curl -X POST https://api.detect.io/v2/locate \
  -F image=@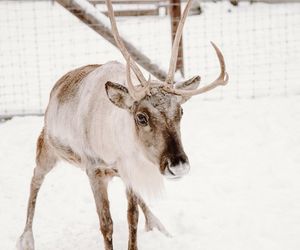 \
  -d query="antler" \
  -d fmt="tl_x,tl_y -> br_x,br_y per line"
163,42 -> 229,96
126,59 -> 150,100
162,0 -> 228,96
106,0 -> 228,99
106,0 -> 148,89
165,0 -> 194,85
